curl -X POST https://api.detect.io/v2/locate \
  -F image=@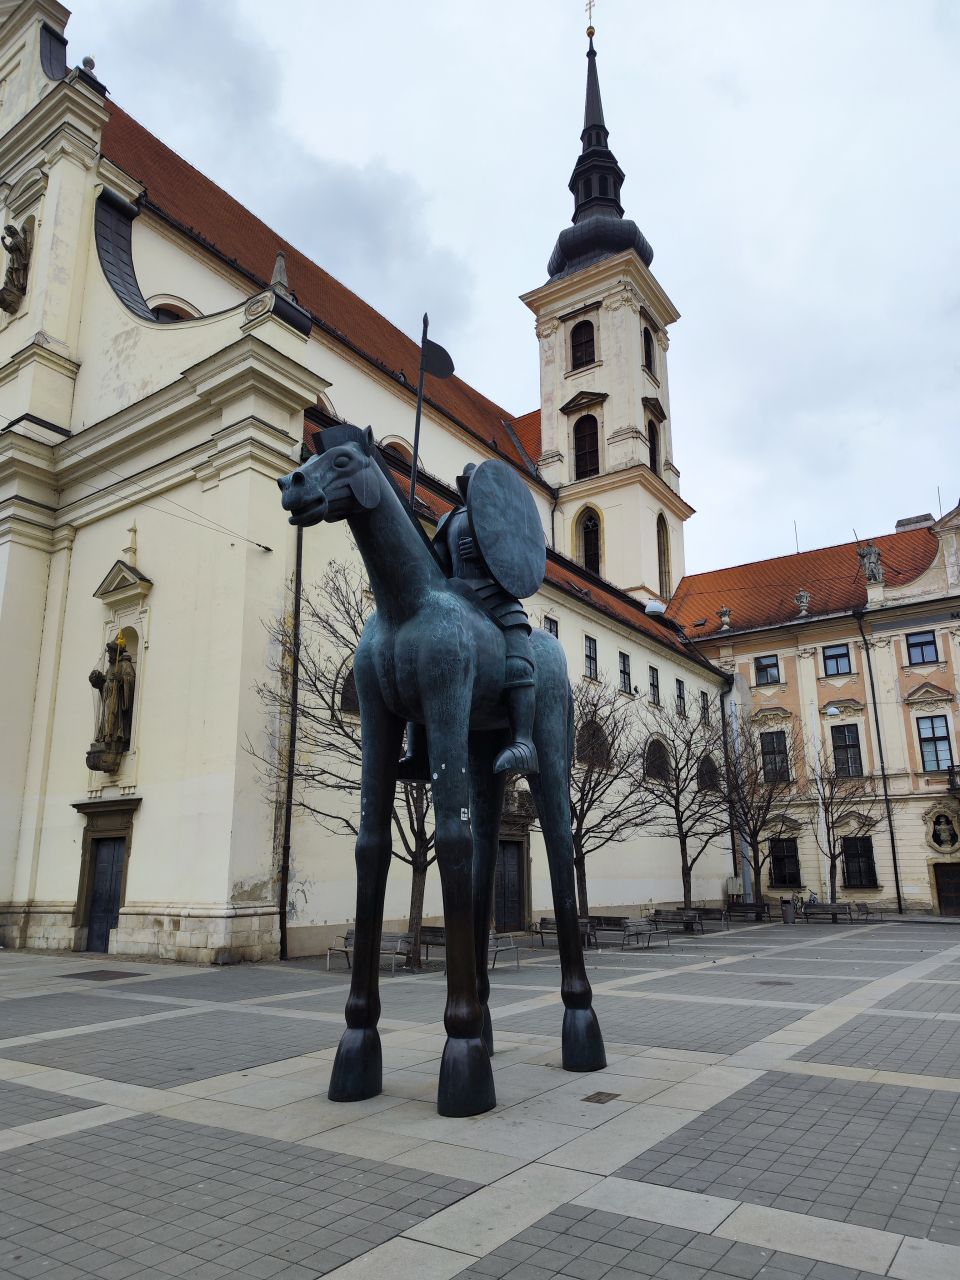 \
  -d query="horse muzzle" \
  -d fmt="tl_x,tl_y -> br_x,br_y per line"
278,471 -> 329,526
